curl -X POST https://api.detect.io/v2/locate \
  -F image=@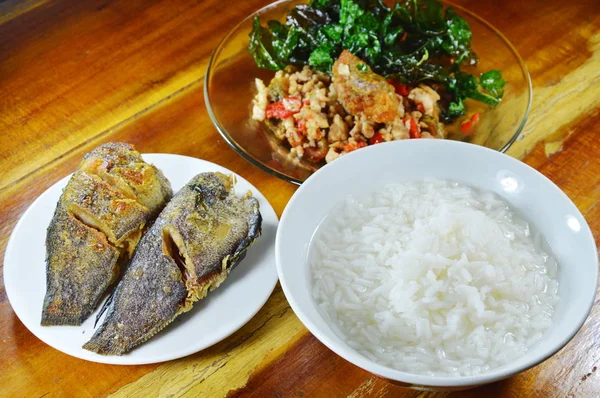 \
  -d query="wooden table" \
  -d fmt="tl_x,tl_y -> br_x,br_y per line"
1,0 -> 599,396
